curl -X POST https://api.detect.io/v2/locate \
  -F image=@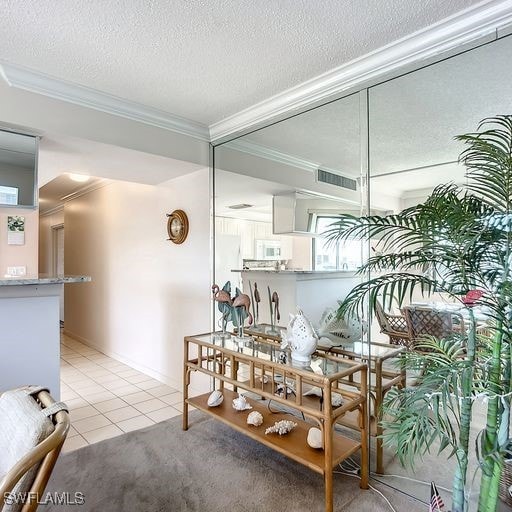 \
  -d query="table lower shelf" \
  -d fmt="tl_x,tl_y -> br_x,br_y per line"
187,389 -> 361,475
